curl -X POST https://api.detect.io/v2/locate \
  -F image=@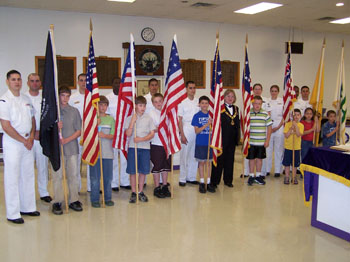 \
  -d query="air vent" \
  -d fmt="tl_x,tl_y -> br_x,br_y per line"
317,16 -> 336,21
191,2 -> 217,8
